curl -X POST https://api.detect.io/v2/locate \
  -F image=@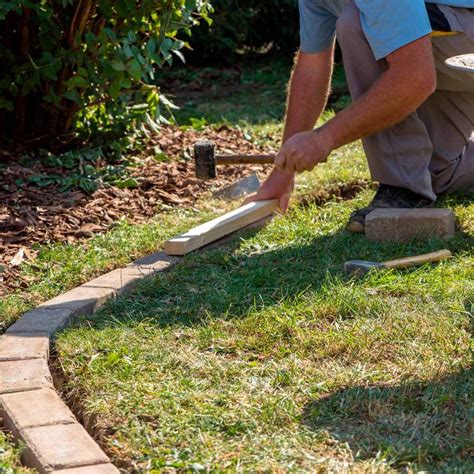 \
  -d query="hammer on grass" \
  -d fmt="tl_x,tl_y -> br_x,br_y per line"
344,249 -> 452,277
194,140 -> 275,179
